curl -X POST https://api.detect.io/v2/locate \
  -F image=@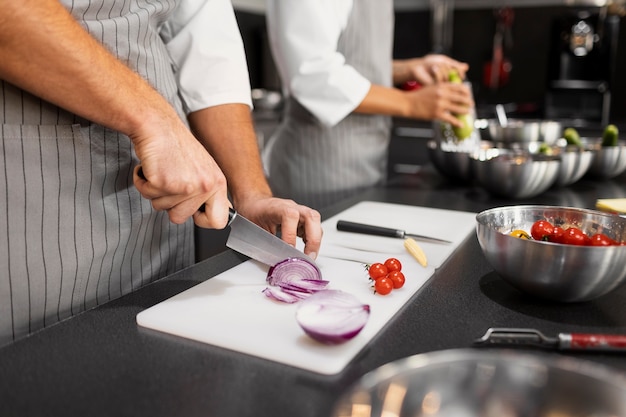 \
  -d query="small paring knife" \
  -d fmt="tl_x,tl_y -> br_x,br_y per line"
475,328 -> 626,352
336,220 -> 451,245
